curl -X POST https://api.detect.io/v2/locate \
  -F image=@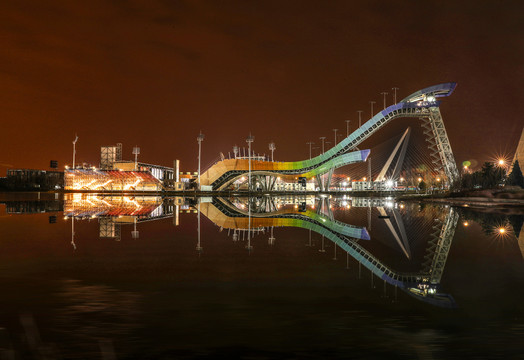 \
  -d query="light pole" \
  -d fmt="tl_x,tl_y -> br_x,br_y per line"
72,135 -> 78,169
333,129 -> 338,146
307,141 -> 314,159
197,131 -> 204,188
369,101 -> 376,119
233,145 -> 239,159
319,137 -> 326,154
357,110 -> 363,128
269,142 -> 276,162
392,87 -> 399,104
345,120 -> 350,137
381,92 -> 388,109
196,200 -> 202,252
132,146 -> 140,170
246,133 -> 254,191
